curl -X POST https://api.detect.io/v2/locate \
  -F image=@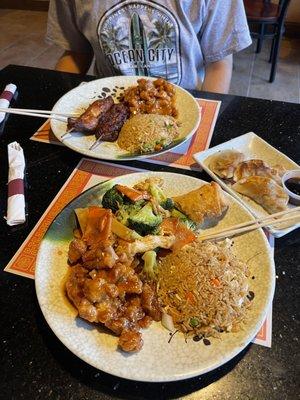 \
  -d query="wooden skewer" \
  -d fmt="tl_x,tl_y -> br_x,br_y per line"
61,128 -> 74,140
89,137 -> 102,151
0,107 -> 78,117
199,208 -> 300,241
